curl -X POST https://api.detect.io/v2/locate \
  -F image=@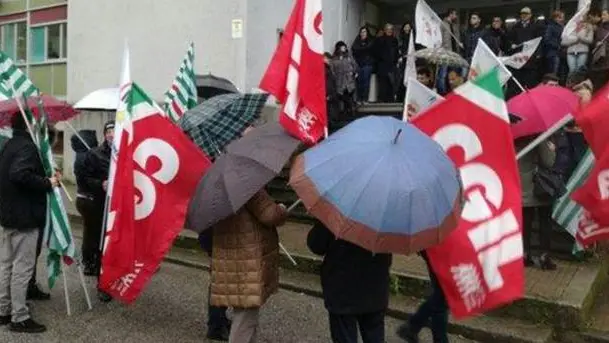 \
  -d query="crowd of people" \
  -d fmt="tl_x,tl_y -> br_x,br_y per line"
0,5 -> 604,343
323,6 -> 609,107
